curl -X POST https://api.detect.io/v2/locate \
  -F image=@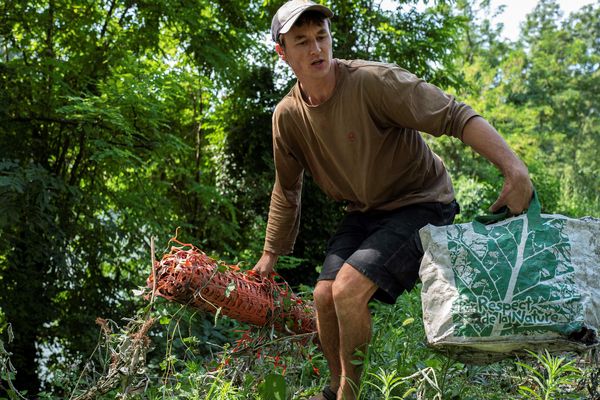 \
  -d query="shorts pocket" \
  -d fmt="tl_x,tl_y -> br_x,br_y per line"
382,233 -> 423,293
